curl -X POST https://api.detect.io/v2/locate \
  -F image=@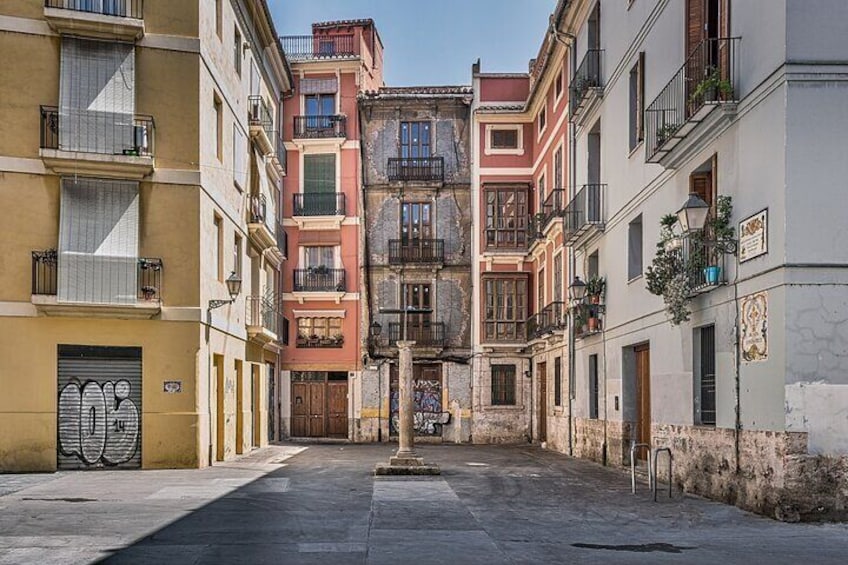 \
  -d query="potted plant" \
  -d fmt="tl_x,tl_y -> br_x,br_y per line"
572,304 -> 589,336
333,333 -> 344,347
656,123 -> 681,145
308,334 -> 320,346
646,214 -> 692,324
587,305 -> 601,333
702,195 -> 735,286
690,67 -> 733,105
586,276 -> 605,304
